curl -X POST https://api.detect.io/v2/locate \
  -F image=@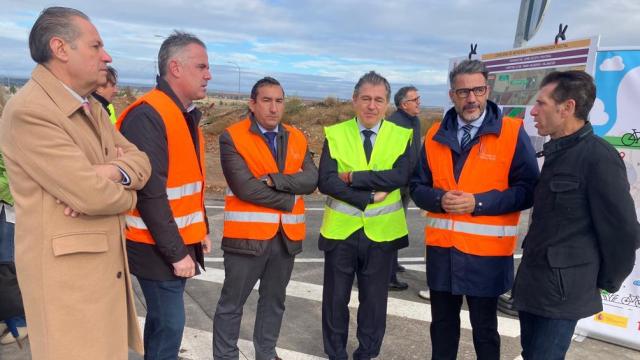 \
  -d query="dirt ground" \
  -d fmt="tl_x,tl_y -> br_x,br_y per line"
100,92 -> 444,197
